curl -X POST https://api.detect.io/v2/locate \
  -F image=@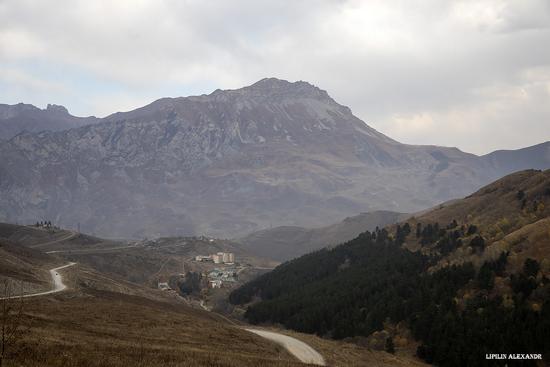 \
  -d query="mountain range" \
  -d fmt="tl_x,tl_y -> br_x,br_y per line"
0,78 -> 549,239
0,103 -> 98,140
